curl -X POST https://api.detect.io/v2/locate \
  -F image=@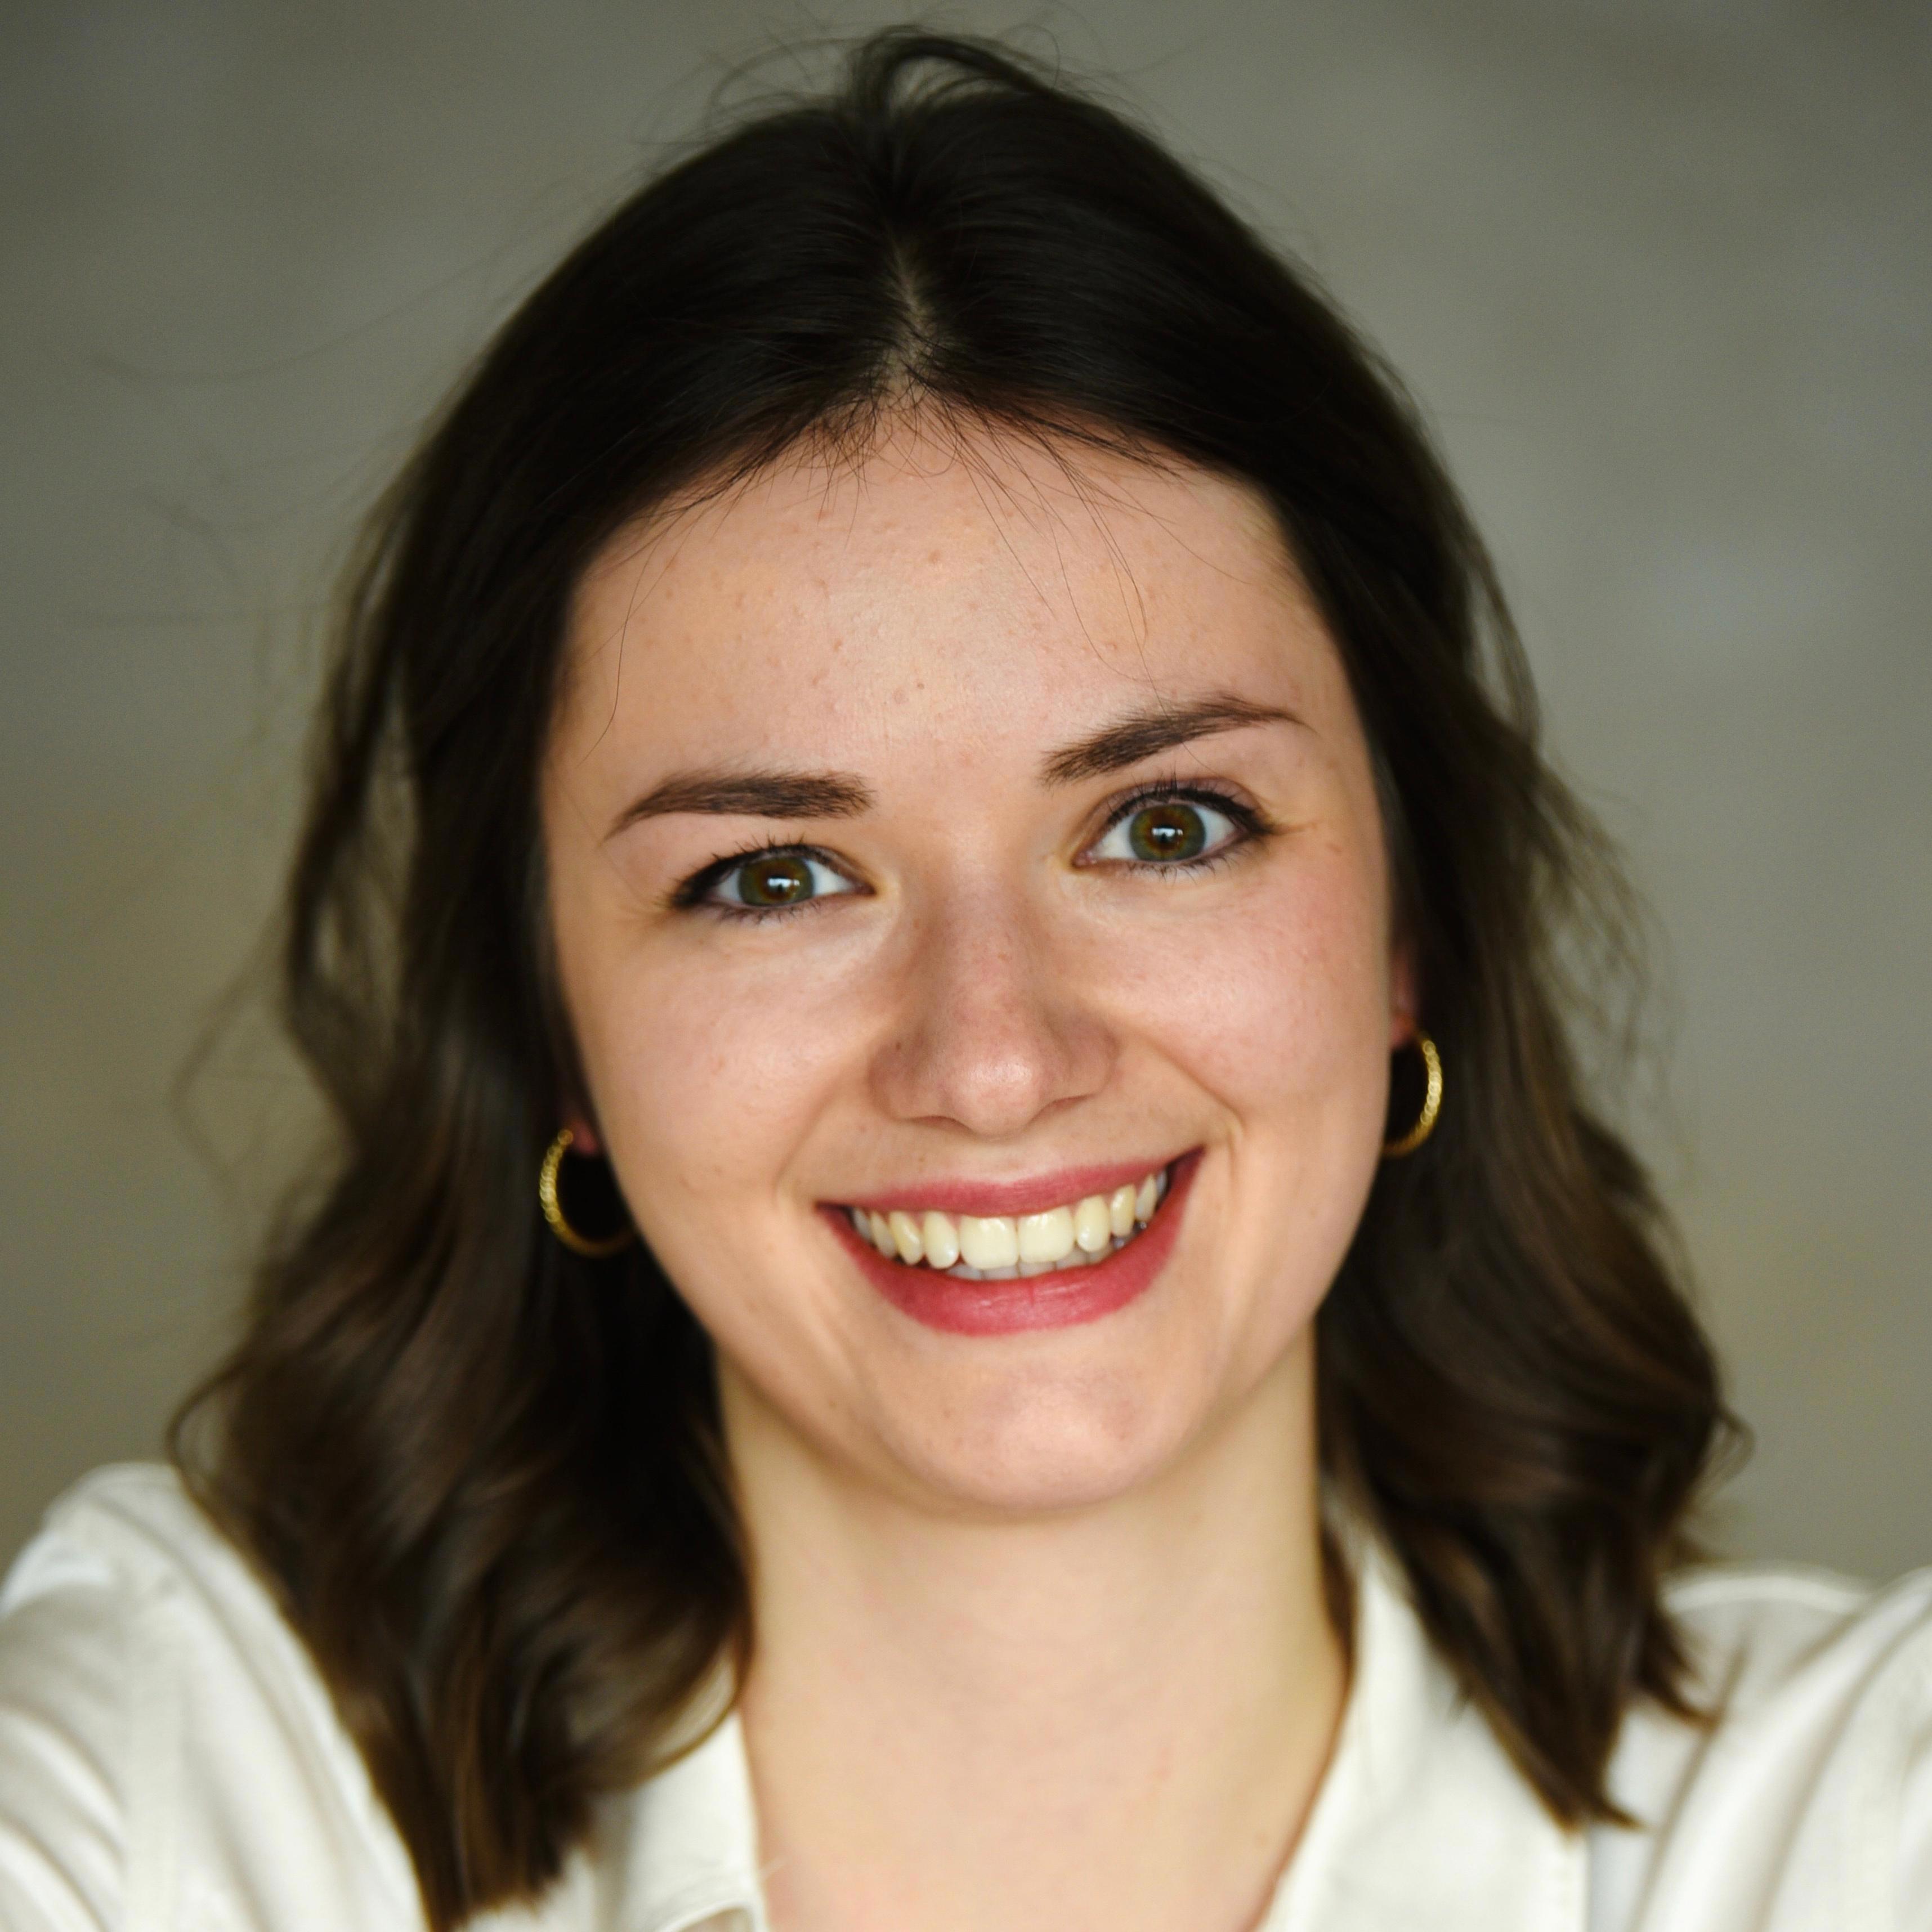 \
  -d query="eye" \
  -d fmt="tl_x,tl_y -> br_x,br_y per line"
1086,794 -> 1245,869
700,847 -> 858,913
